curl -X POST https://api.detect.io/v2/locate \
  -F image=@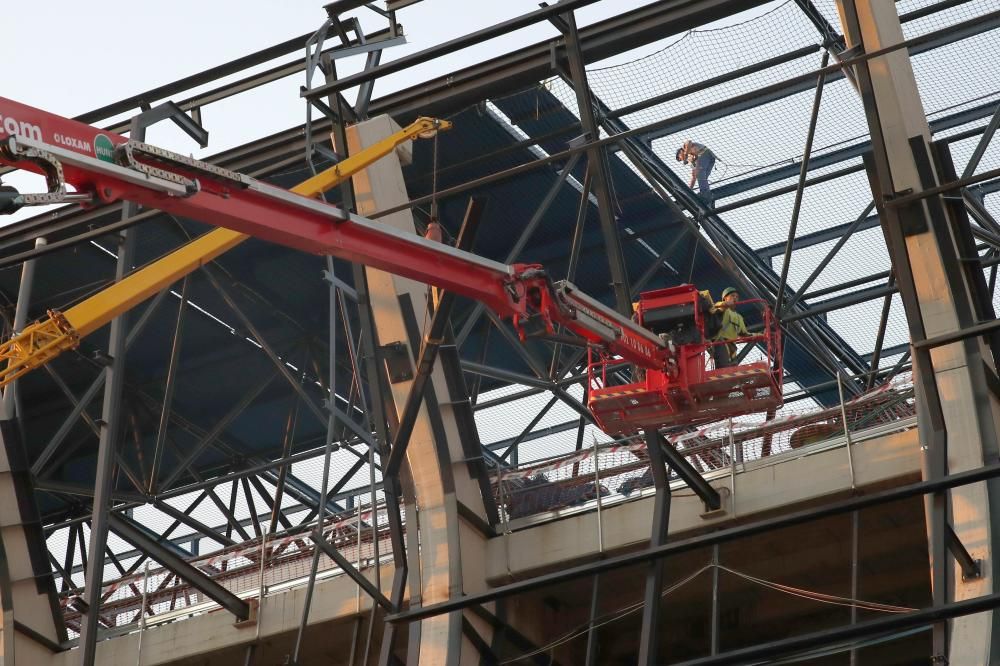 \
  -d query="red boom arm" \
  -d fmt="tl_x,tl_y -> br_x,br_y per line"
0,97 -> 669,371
